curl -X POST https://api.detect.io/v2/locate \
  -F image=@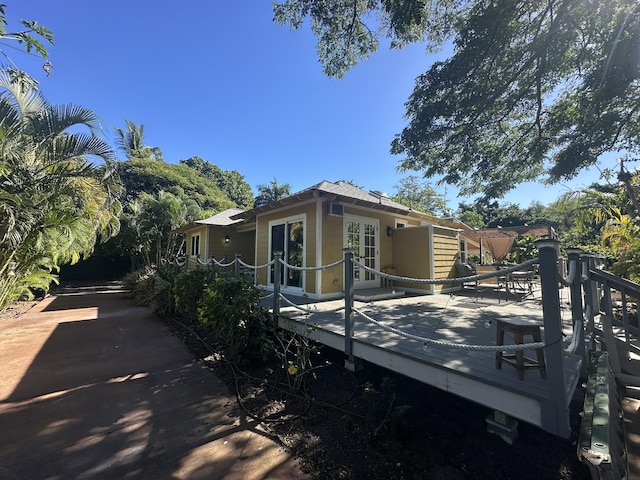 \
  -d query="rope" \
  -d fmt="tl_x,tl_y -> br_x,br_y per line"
237,258 -> 275,270
213,257 -> 236,268
277,257 -> 345,271
160,256 -> 186,267
353,307 -> 545,352
560,259 -> 578,286
352,258 -> 538,285
279,293 -> 315,314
